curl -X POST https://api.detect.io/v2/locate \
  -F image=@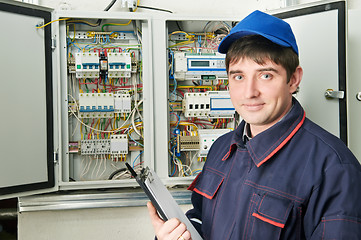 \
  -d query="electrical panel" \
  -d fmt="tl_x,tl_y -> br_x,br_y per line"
166,19 -> 236,179
61,14 -> 151,187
